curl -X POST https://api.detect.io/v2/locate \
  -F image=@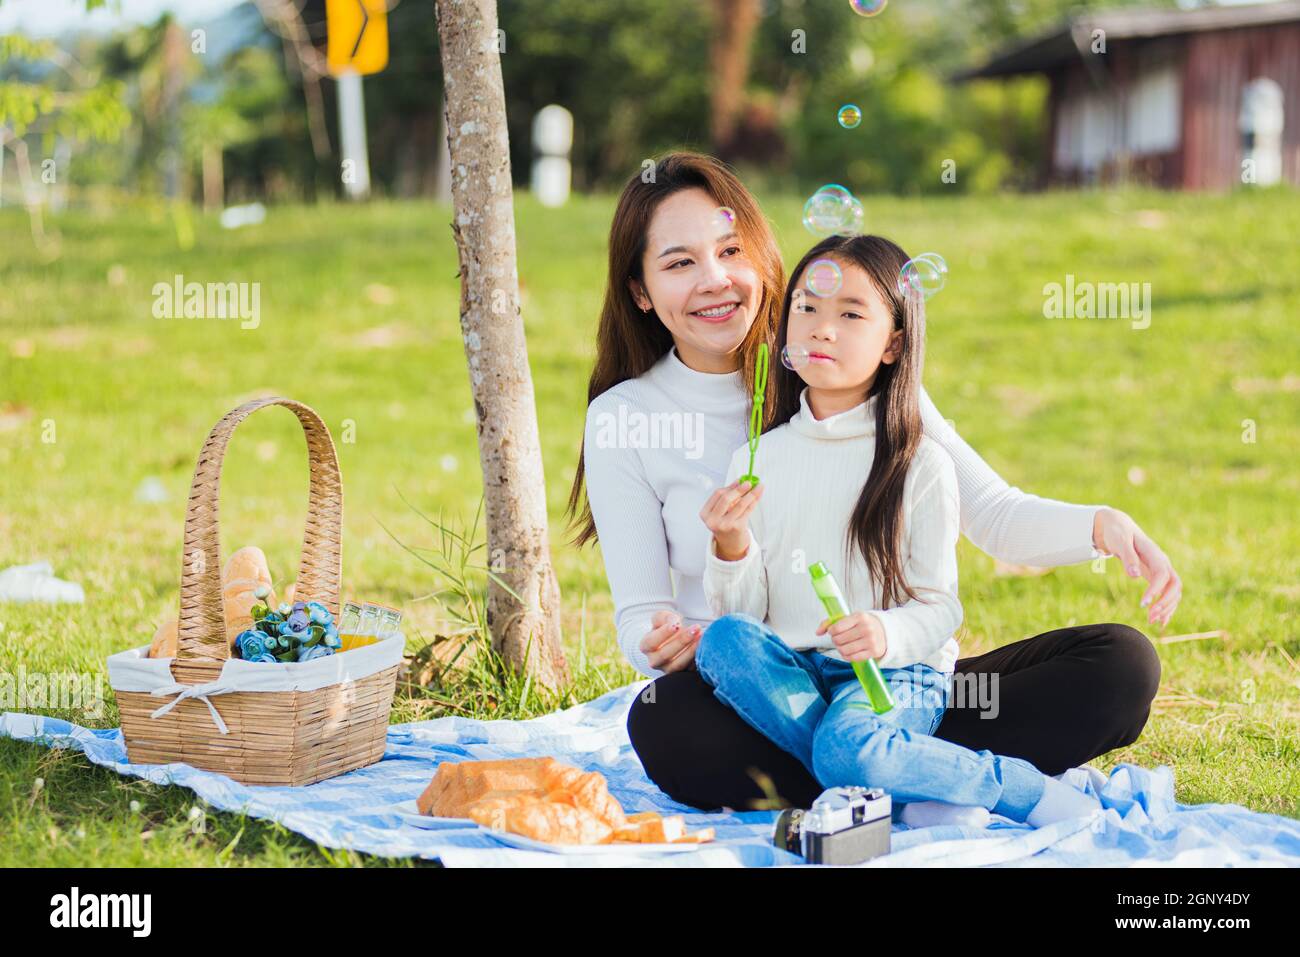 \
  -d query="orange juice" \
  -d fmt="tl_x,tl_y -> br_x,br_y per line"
339,601 -> 401,651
